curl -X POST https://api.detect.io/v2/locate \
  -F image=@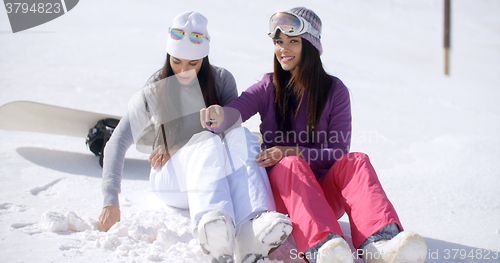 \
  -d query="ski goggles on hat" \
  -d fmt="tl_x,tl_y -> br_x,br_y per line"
169,28 -> 210,44
268,12 -> 320,39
